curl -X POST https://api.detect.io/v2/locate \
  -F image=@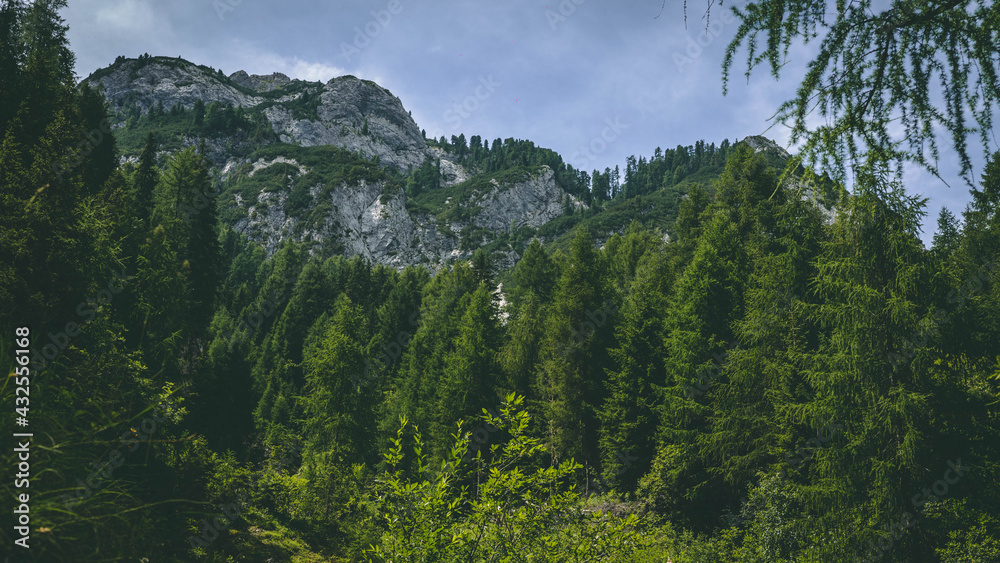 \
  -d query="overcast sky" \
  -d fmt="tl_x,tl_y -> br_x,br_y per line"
62,0 -> 988,245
